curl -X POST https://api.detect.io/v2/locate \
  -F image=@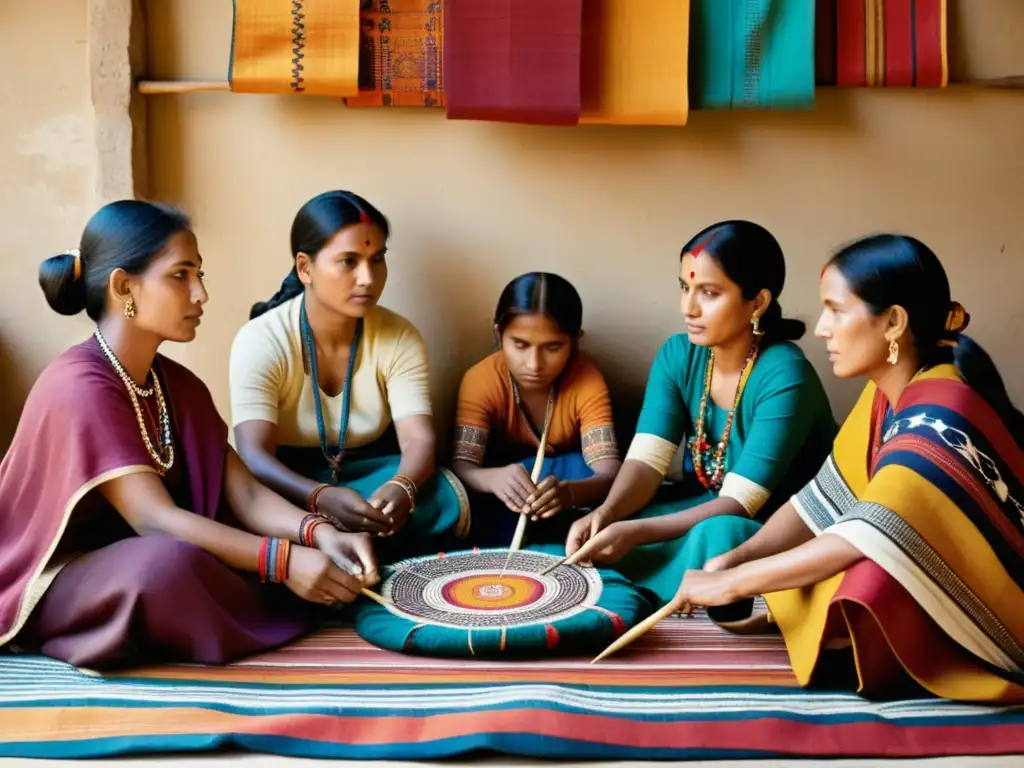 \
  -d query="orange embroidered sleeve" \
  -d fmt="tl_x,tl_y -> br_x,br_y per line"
572,360 -> 620,466
453,356 -> 503,465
